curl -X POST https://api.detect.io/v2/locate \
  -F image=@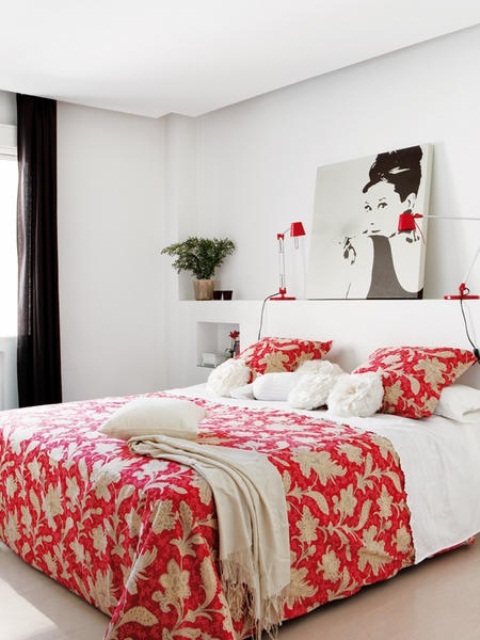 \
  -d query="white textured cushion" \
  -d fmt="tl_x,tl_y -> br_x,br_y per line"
296,359 -> 339,375
99,397 -> 206,440
288,361 -> 345,410
207,358 -> 252,397
328,372 -> 384,418
434,384 -> 480,423
252,372 -> 299,401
